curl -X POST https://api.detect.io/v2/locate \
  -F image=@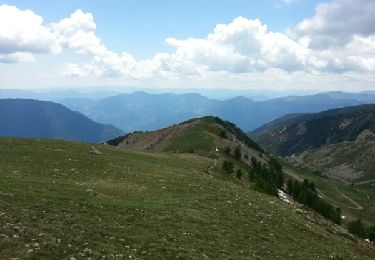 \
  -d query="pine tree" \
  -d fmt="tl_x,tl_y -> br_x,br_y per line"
234,146 -> 241,160
309,182 -> 316,193
287,179 -> 293,194
236,169 -> 243,179
335,208 -> 342,225
348,219 -> 367,238
367,226 -> 375,243
248,170 -> 255,182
